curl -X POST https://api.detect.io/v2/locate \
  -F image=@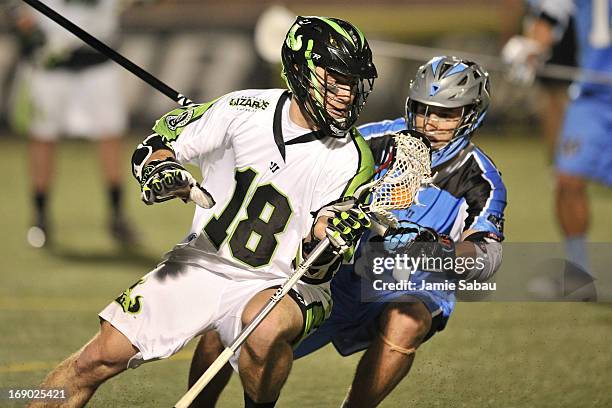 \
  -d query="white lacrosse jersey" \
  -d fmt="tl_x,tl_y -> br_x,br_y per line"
152,89 -> 374,281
